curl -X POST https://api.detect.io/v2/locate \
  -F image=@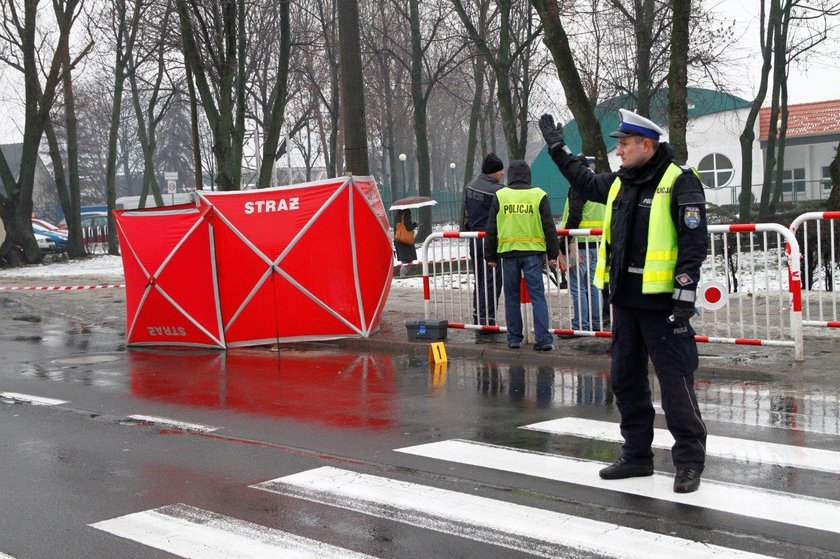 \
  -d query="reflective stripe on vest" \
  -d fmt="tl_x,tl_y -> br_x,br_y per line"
496,187 -> 547,253
594,163 -> 684,293
561,197 -> 605,243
